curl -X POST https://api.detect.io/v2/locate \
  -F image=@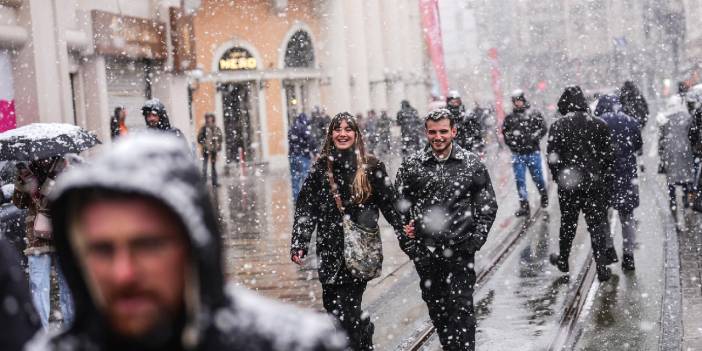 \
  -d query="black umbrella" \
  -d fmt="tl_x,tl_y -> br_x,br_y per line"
0,123 -> 101,161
